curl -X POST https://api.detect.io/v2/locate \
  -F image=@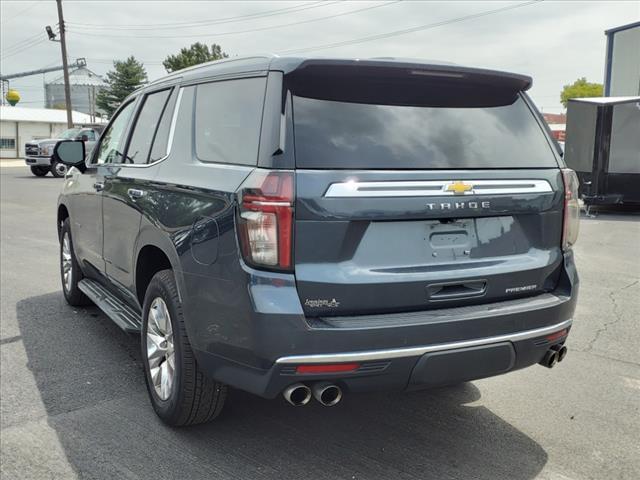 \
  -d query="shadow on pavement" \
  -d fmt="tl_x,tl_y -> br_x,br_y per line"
16,292 -> 548,480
